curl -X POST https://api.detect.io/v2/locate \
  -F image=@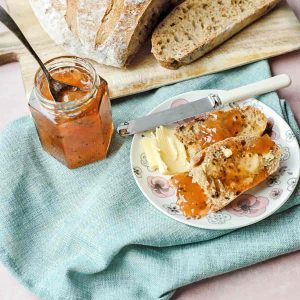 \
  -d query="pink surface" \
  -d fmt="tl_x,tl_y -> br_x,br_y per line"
0,63 -> 28,132
0,266 -> 39,300
270,51 -> 300,125
0,0 -> 300,298
174,251 -> 300,300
